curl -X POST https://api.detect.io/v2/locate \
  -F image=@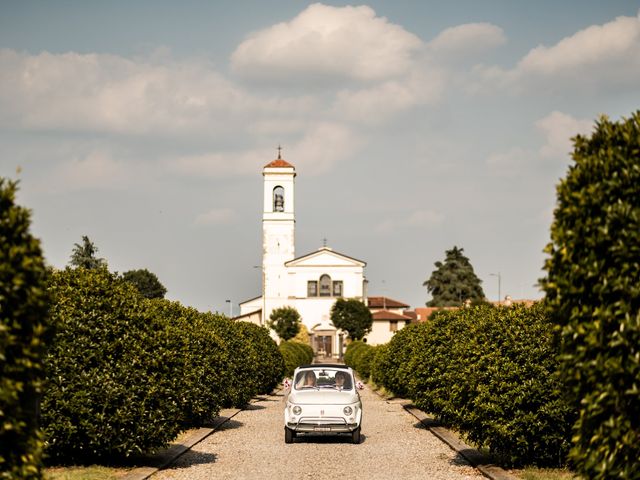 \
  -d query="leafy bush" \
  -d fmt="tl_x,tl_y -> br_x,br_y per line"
234,322 -> 284,394
343,340 -> 366,367
145,300 -> 230,426
0,178 -> 51,479
541,112 -> 640,478
408,304 -> 573,467
279,340 -> 313,377
344,341 -> 377,380
42,268 -> 183,462
370,323 -> 422,397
